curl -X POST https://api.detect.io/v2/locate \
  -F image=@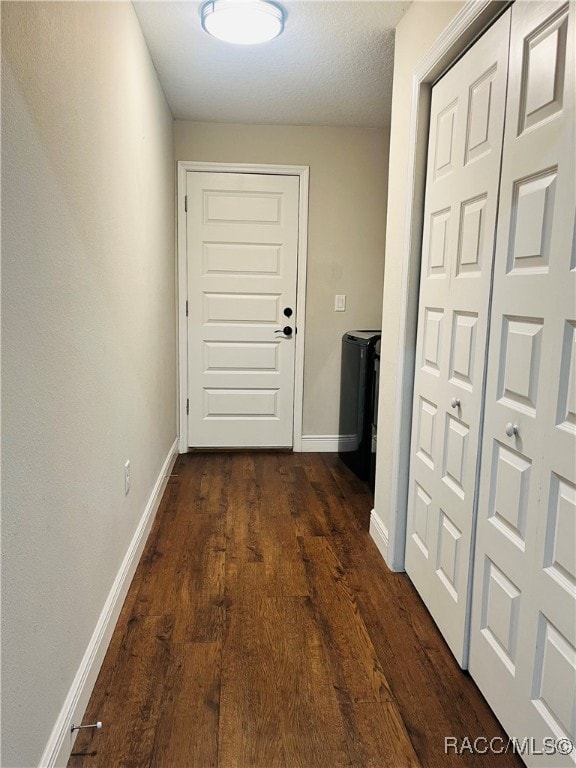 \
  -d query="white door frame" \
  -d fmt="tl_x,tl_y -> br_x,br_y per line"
378,0 -> 509,570
177,161 -> 310,455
